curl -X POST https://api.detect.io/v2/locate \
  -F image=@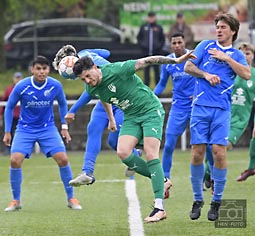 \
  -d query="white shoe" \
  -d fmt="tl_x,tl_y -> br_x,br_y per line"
5,200 -> 22,212
144,208 -> 167,223
67,198 -> 82,210
69,172 -> 95,187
